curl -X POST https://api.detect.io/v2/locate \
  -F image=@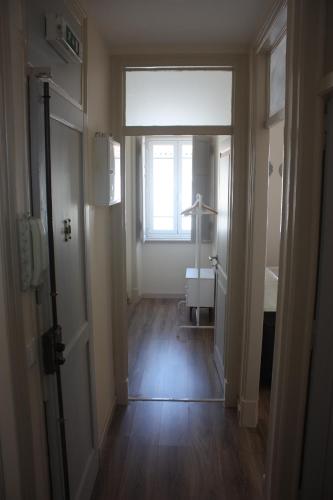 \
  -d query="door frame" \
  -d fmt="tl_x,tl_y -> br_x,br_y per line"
0,2 -> 40,497
110,53 -> 249,407
239,0 -> 287,427
243,0 -> 328,498
0,21 -> 24,499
